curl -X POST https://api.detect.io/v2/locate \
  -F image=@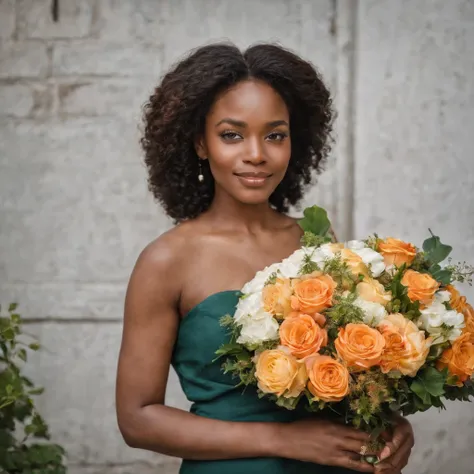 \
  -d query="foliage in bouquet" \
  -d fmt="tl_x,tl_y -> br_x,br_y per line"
0,303 -> 67,474
216,206 -> 474,438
